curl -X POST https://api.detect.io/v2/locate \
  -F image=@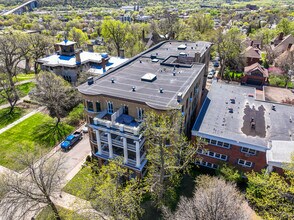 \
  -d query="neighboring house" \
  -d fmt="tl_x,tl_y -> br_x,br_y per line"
37,40 -> 127,84
242,46 -> 261,66
274,44 -> 294,67
78,40 -> 212,177
192,83 -> 294,173
241,38 -> 262,50
271,33 -> 294,57
242,63 -> 269,86
266,141 -> 294,175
